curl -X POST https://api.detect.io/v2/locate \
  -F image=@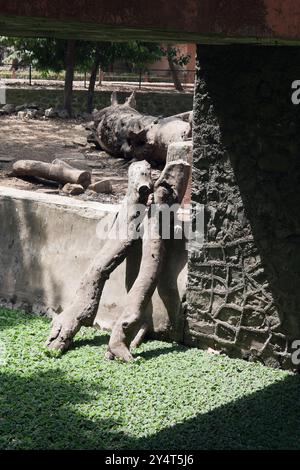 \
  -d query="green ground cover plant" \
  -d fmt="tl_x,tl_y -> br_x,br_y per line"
0,308 -> 299,450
